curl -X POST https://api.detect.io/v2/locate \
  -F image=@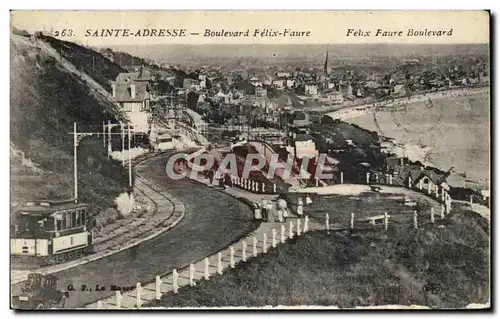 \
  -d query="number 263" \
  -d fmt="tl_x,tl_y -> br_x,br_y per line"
54,29 -> 74,37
